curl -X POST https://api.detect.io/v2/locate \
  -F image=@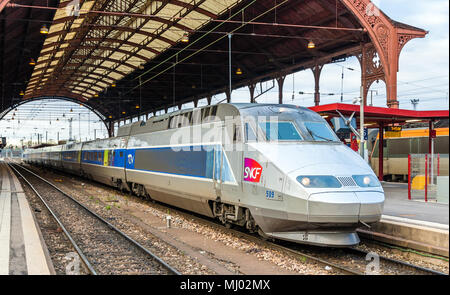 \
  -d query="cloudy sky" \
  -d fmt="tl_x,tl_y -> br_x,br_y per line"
1,0 -> 449,146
